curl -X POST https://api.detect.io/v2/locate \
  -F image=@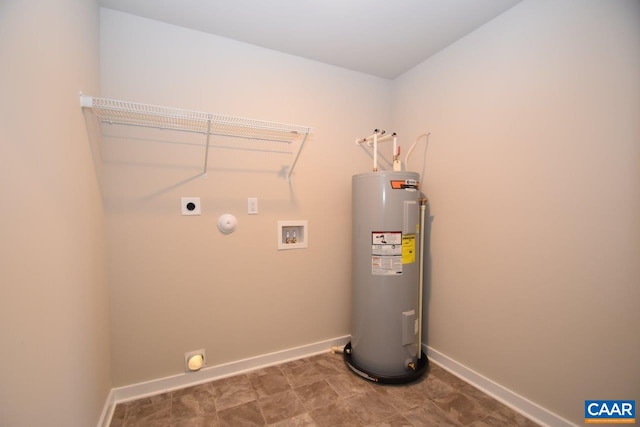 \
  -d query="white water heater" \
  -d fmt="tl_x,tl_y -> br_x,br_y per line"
344,170 -> 428,383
